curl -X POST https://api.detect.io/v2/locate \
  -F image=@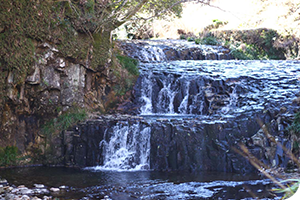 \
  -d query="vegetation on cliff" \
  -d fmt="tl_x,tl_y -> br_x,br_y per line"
0,0 -> 212,165
0,146 -> 18,167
